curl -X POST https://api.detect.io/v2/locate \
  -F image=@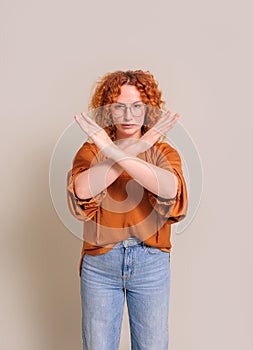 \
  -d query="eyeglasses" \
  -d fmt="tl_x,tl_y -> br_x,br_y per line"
111,102 -> 146,118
